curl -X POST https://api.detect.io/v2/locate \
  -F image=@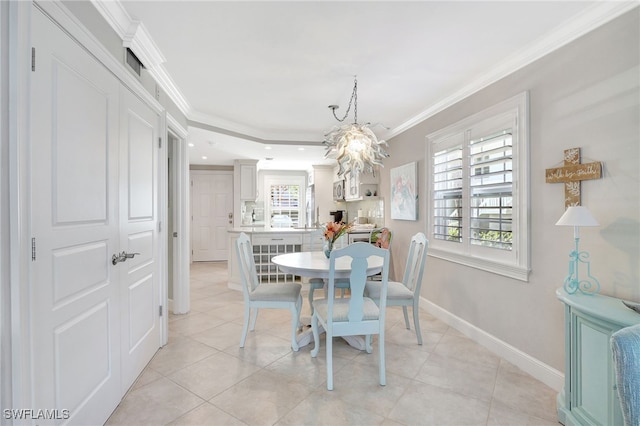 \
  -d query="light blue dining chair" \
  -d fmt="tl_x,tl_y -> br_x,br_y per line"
308,231 -> 349,314
365,232 -> 428,345
236,232 -> 302,351
311,242 -> 390,390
